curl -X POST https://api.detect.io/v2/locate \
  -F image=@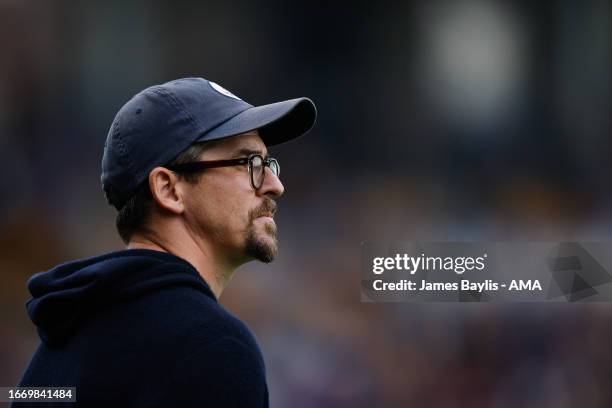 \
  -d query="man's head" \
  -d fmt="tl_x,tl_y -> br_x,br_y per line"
102,77 -> 316,265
